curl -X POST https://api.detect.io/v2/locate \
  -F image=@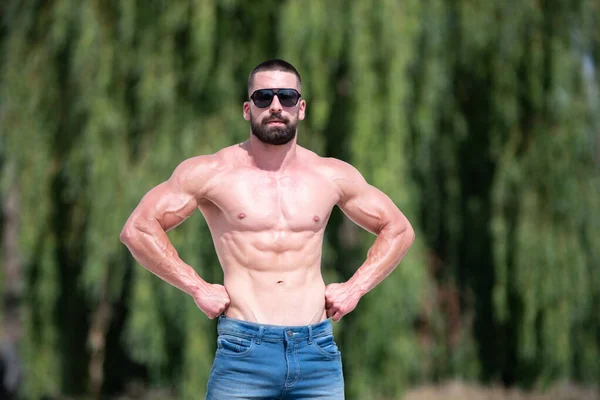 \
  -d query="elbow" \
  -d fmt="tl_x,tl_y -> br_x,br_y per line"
120,217 -> 157,246
120,222 -> 137,246
404,224 -> 416,246
387,217 -> 415,245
